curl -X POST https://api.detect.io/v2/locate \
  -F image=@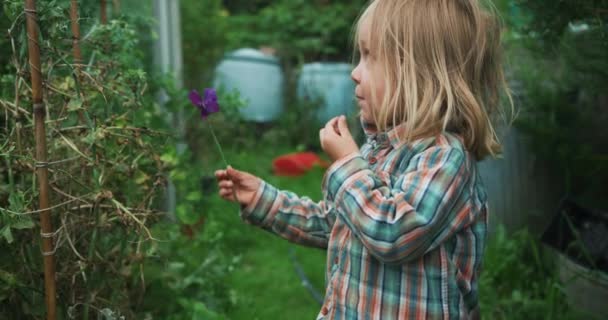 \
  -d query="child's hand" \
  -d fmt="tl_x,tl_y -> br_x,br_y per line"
215,166 -> 261,207
320,115 -> 359,162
